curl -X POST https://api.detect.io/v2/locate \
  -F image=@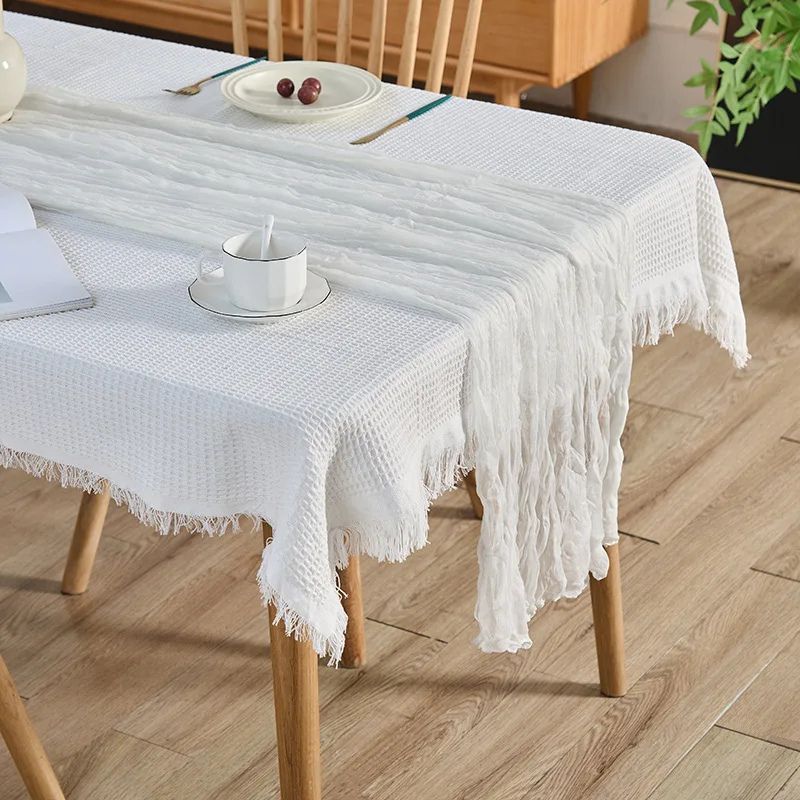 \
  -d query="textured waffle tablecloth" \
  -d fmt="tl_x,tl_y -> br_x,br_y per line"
1,13 -> 746,659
